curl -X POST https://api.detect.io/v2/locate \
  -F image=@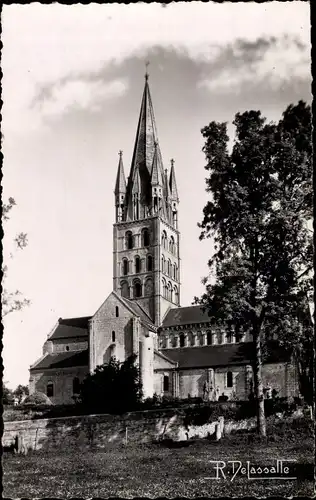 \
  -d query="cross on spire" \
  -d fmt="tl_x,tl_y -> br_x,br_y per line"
119,150 -> 123,158
145,61 -> 150,80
